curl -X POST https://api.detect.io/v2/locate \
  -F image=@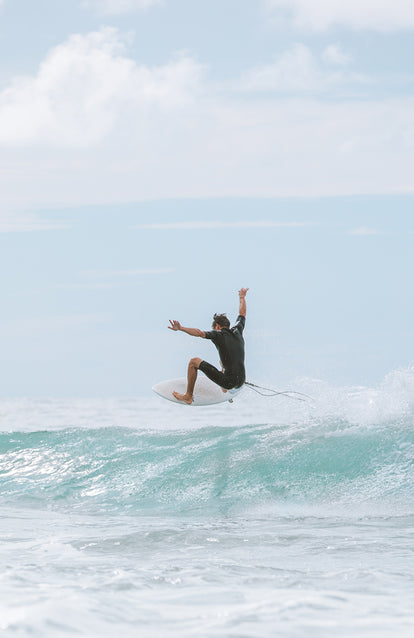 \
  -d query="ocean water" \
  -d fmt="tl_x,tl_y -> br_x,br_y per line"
1,369 -> 414,637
